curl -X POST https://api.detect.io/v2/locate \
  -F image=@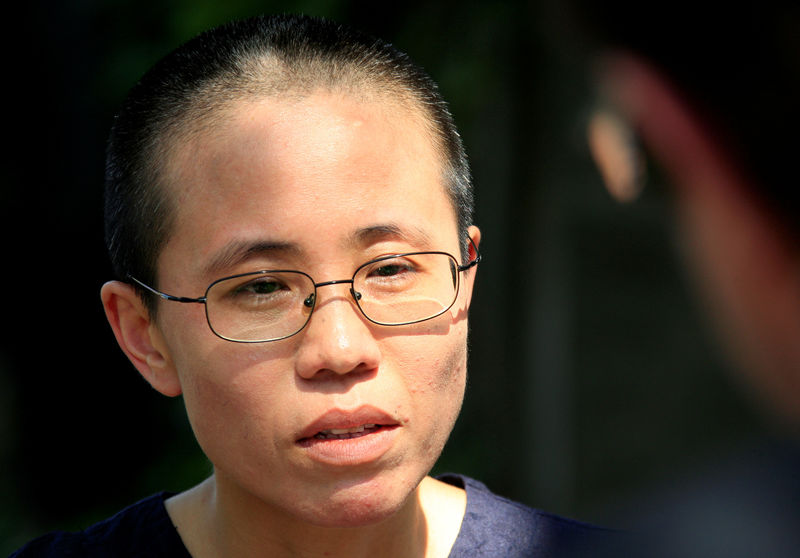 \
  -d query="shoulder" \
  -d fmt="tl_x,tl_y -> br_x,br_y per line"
438,473 -> 620,558
10,493 -> 190,558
